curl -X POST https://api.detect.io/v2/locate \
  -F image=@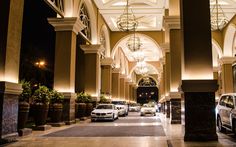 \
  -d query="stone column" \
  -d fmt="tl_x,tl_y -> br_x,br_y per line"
133,86 -> 137,102
119,76 -> 126,100
0,0 -> 24,138
112,68 -> 120,99
101,58 -> 113,96
219,57 -> 235,94
48,17 -> 83,124
164,16 -> 182,124
125,81 -> 130,102
129,84 -> 133,102
180,0 -> 218,141
80,45 -> 103,101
